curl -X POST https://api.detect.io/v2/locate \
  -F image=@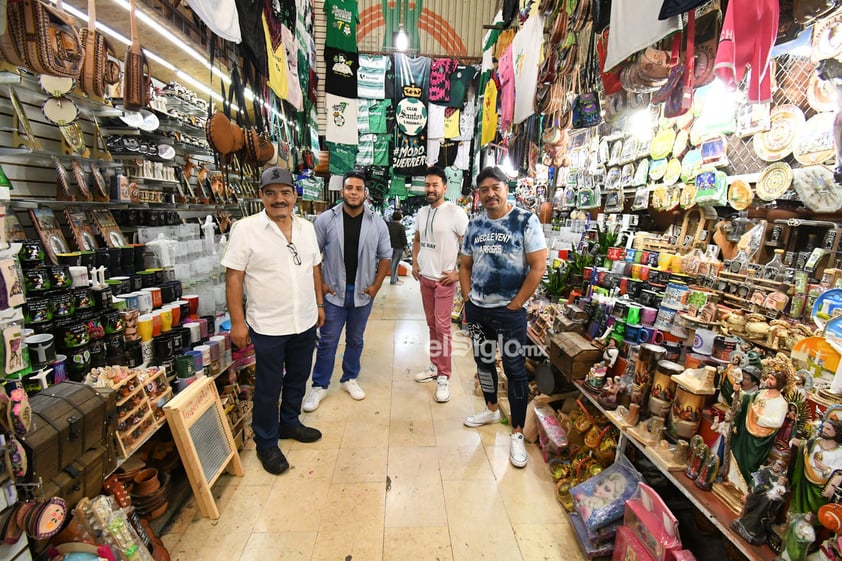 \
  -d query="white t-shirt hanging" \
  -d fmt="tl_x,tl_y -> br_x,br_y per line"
427,103 -> 446,139
427,138 -> 441,166
358,54 -> 390,99
453,142 -> 470,170
512,11 -> 544,124
604,0 -> 682,72
325,93 -> 359,145
187,0 -> 241,42
282,24 -> 303,111
458,100 -> 476,141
